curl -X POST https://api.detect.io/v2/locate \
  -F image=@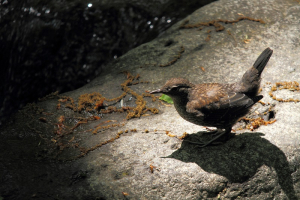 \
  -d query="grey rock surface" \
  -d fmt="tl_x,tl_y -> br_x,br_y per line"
1,0 -> 300,199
